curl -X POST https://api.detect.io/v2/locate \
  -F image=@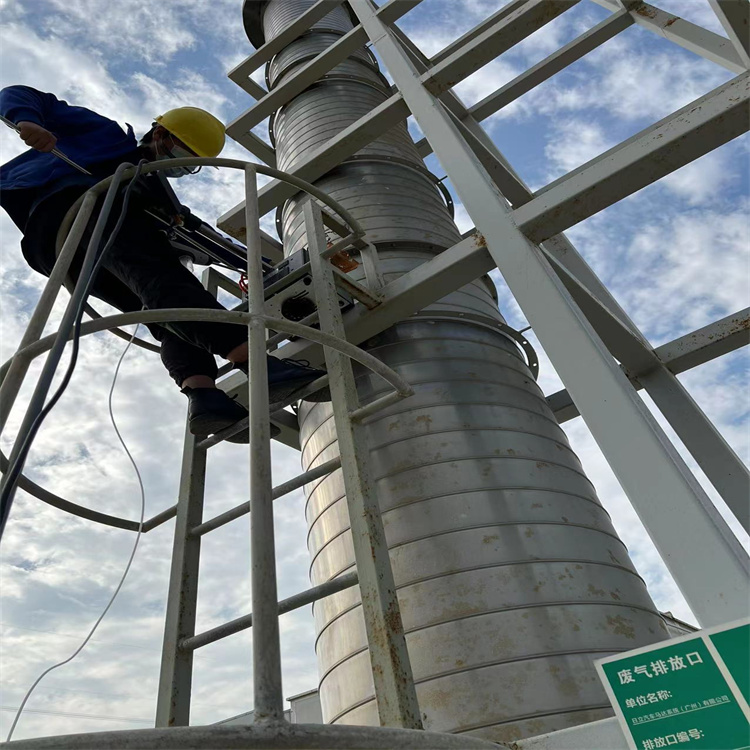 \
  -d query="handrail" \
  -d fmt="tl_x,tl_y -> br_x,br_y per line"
0,157 -> 397,533
52,156 -> 366,354
0,309 -> 411,530
0,308 -> 412,396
